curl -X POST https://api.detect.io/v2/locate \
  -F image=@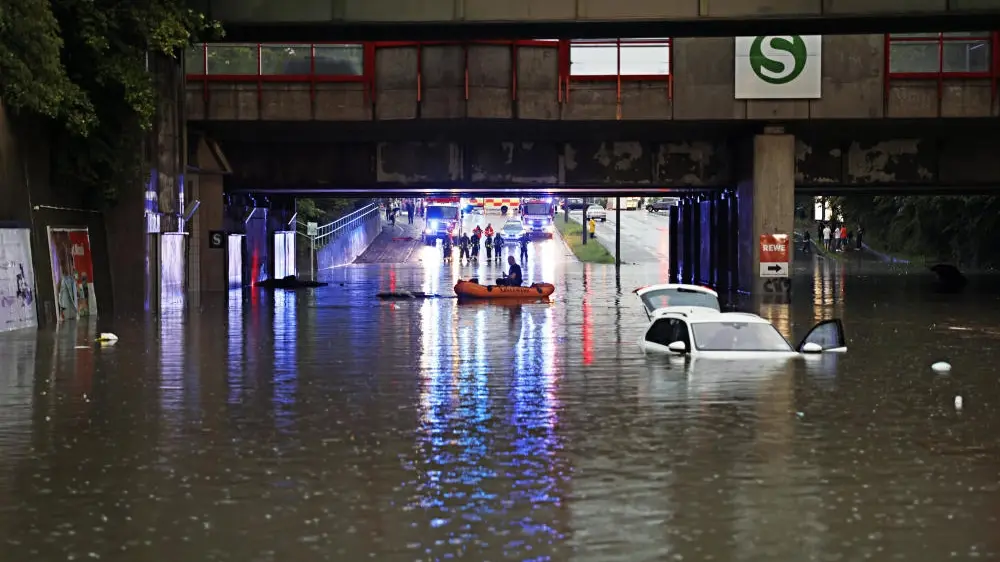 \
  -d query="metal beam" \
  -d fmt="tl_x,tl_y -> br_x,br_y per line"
216,13 -> 1000,42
